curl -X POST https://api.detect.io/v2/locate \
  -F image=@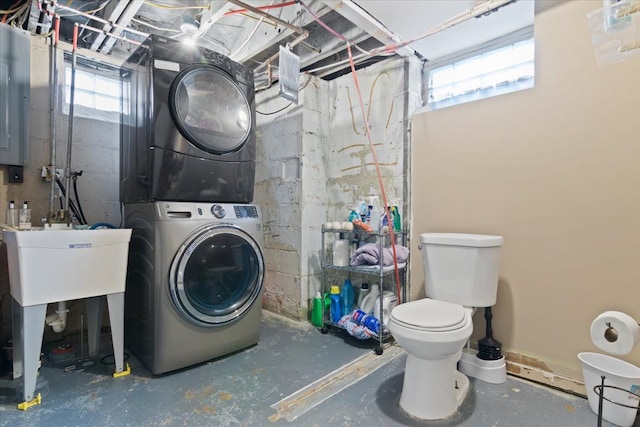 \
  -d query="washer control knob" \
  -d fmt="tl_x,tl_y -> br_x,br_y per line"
211,204 -> 226,219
